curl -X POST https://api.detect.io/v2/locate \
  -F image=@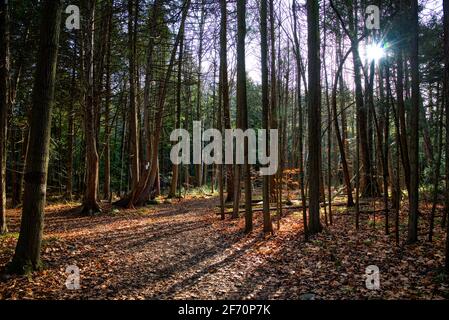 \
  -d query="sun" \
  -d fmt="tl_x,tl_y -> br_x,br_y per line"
366,43 -> 385,63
